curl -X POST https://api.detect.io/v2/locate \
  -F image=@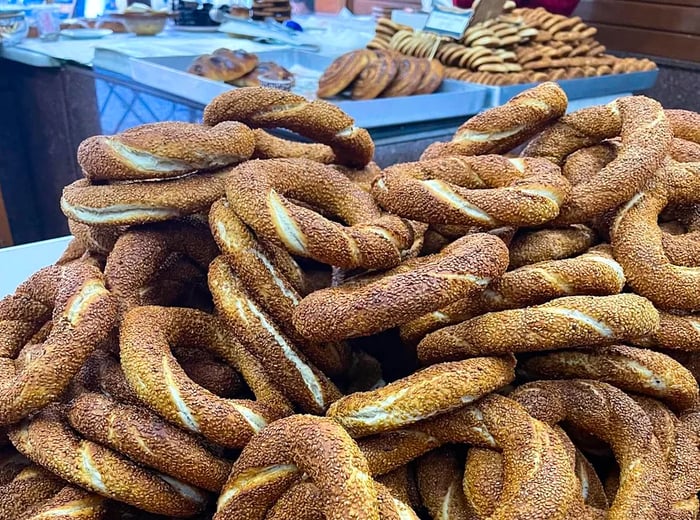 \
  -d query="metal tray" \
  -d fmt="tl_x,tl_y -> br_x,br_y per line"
128,49 -> 488,129
478,69 -> 659,107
